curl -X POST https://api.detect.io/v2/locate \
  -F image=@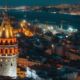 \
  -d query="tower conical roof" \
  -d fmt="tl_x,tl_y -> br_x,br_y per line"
0,13 -> 14,38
